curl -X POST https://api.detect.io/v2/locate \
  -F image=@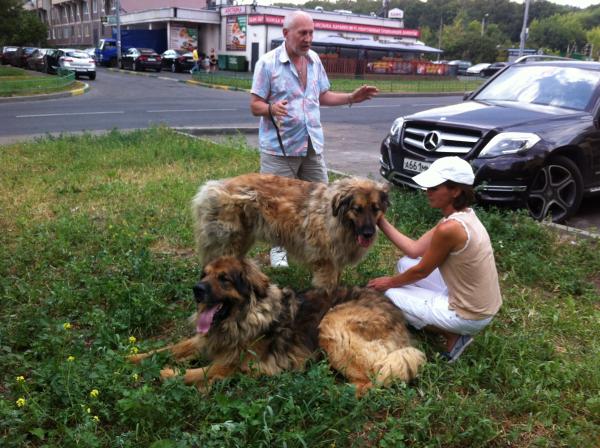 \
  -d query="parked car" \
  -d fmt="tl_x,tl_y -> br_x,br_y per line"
481,61 -> 509,77
26,48 -> 53,71
448,60 -> 472,75
56,48 -> 96,80
379,56 -> 600,222
120,48 -> 162,72
10,47 -> 38,68
83,47 -> 97,61
161,49 -> 195,73
42,49 -> 61,74
1,46 -> 18,65
466,63 -> 491,76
